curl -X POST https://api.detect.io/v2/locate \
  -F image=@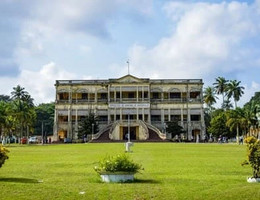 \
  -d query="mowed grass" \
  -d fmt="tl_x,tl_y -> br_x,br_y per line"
0,143 -> 260,200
